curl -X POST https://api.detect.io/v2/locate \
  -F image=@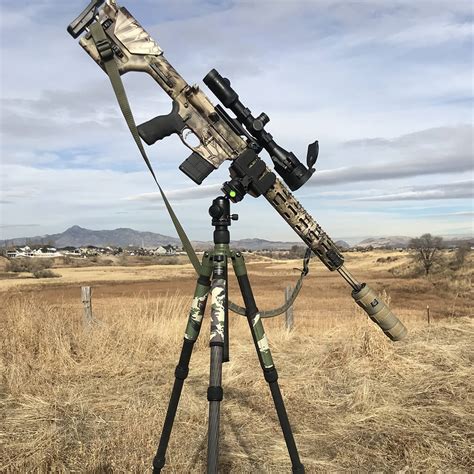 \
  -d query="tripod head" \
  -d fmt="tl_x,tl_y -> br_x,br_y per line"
204,69 -> 318,191
209,196 -> 238,245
